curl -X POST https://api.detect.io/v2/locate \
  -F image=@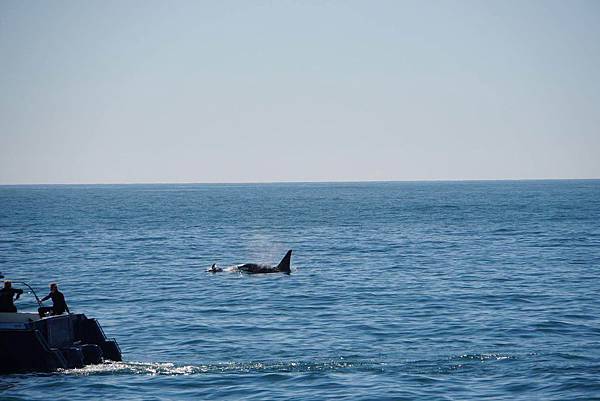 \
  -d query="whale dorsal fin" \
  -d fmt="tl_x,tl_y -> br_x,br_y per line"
276,250 -> 292,273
